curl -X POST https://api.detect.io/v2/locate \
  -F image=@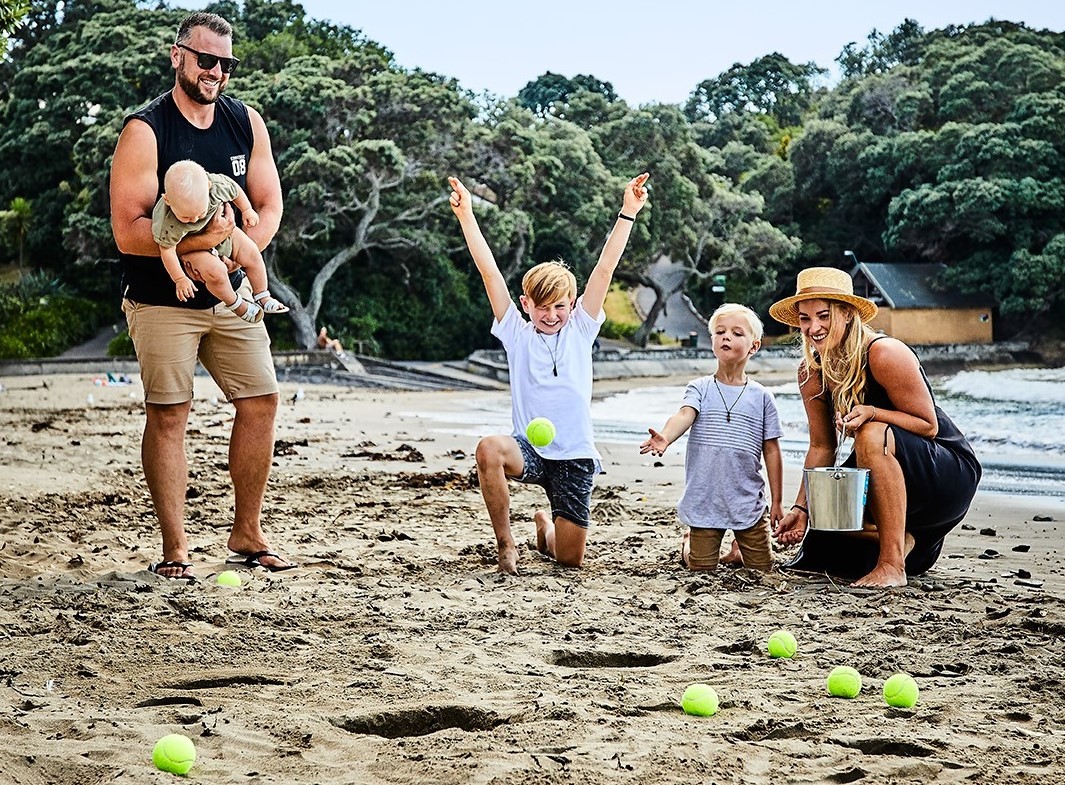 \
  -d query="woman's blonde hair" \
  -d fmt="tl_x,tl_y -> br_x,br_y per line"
522,261 -> 577,306
800,301 -> 877,415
